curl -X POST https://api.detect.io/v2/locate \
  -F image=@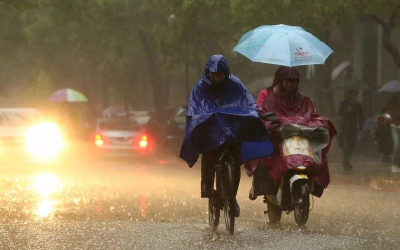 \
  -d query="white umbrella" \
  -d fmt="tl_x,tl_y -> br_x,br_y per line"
331,61 -> 351,81
378,80 -> 400,92
234,24 -> 334,67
